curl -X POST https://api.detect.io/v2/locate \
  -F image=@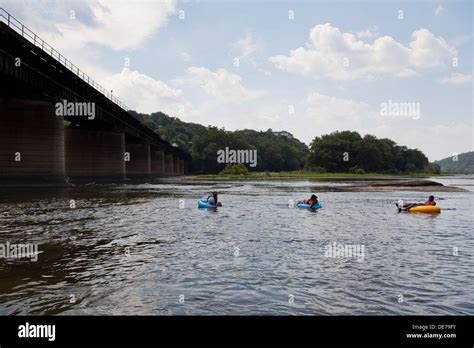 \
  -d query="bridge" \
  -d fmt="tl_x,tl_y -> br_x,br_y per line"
0,8 -> 190,185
